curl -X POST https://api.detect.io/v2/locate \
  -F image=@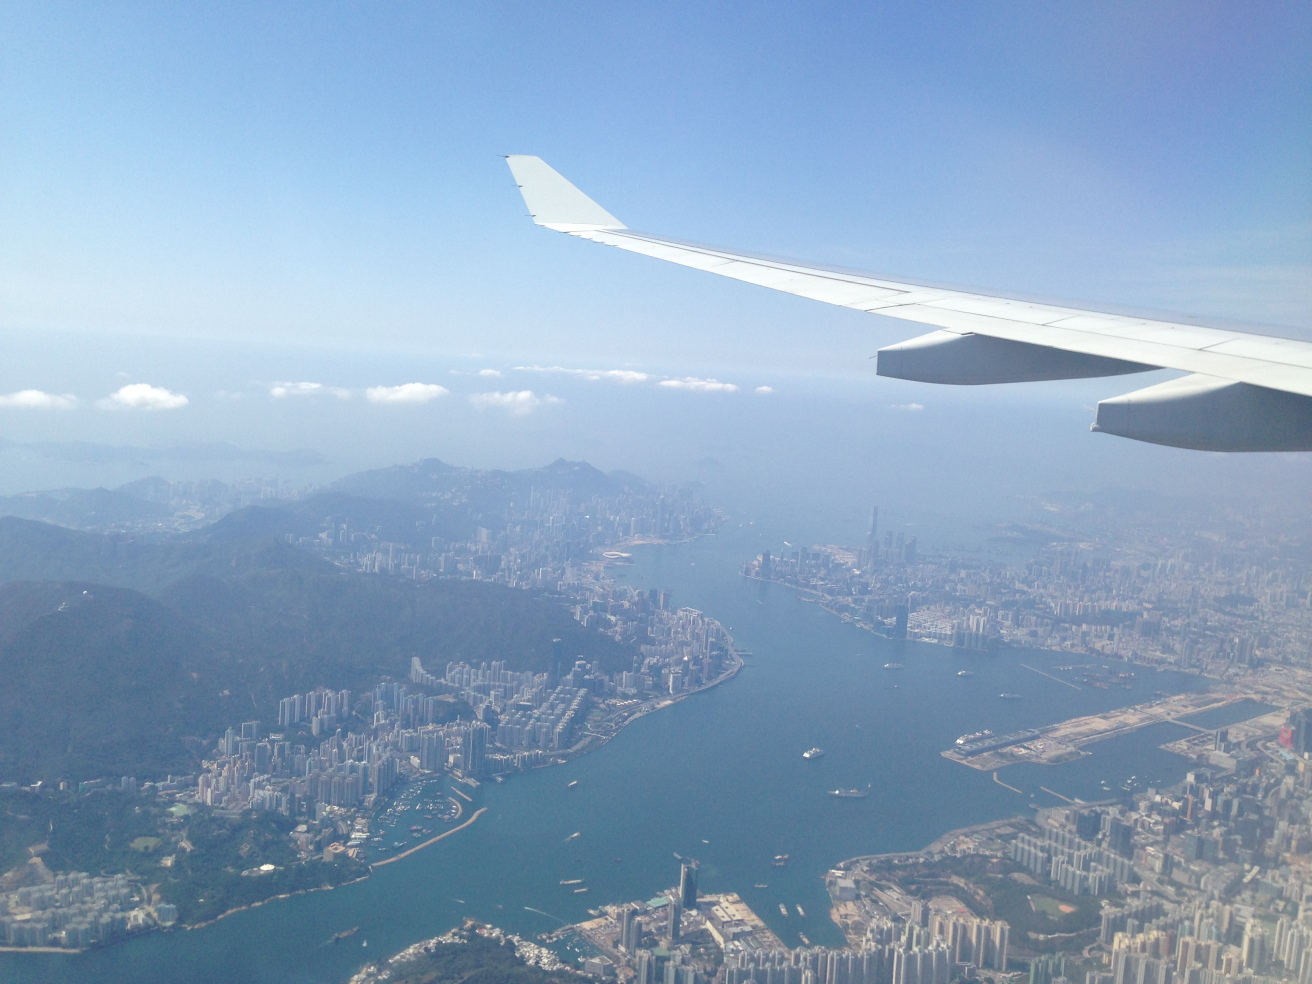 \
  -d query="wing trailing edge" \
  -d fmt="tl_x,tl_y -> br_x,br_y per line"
504,157 -> 1312,451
